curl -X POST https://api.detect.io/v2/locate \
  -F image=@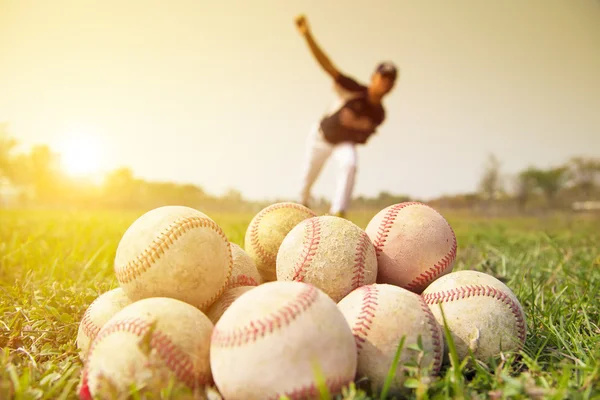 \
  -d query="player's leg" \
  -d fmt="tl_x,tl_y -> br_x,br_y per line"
330,142 -> 358,217
299,124 -> 334,207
